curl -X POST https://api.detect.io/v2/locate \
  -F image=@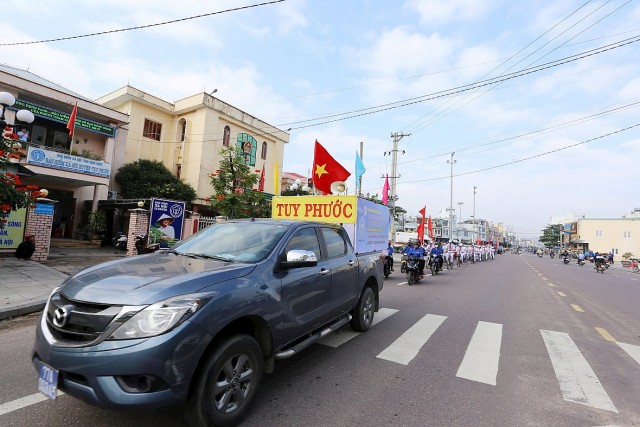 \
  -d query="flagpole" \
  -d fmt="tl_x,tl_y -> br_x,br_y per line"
358,142 -> 363,197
